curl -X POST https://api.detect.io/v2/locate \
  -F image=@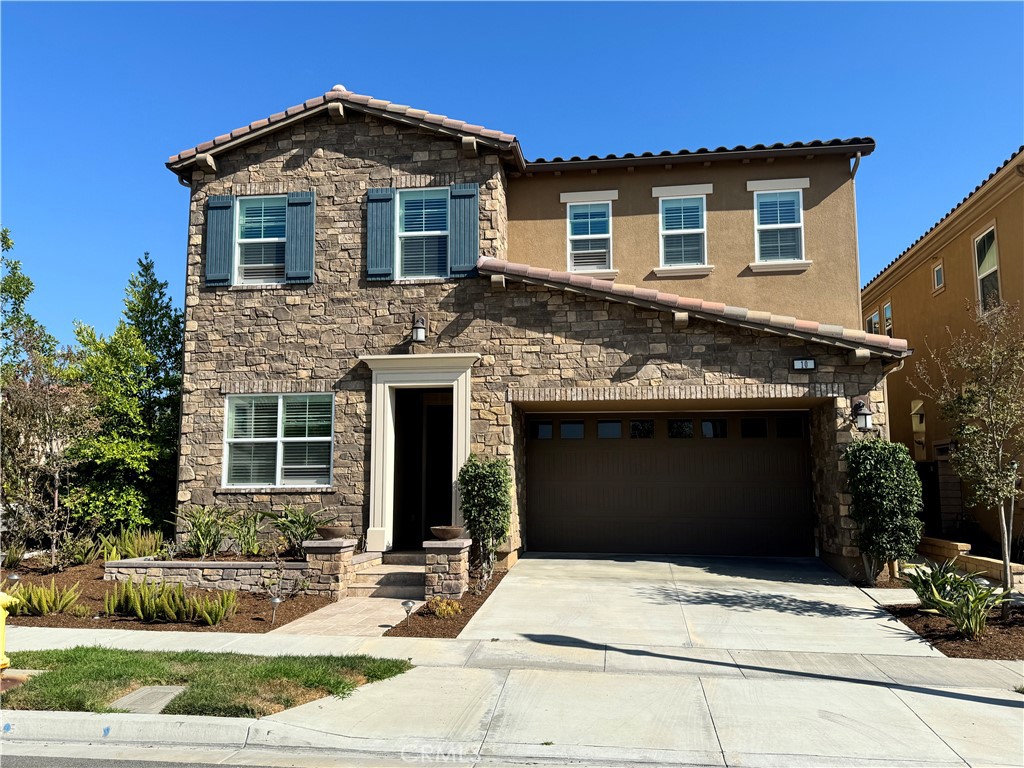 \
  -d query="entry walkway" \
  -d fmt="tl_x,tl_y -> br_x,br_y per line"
461,555 -> 940,655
